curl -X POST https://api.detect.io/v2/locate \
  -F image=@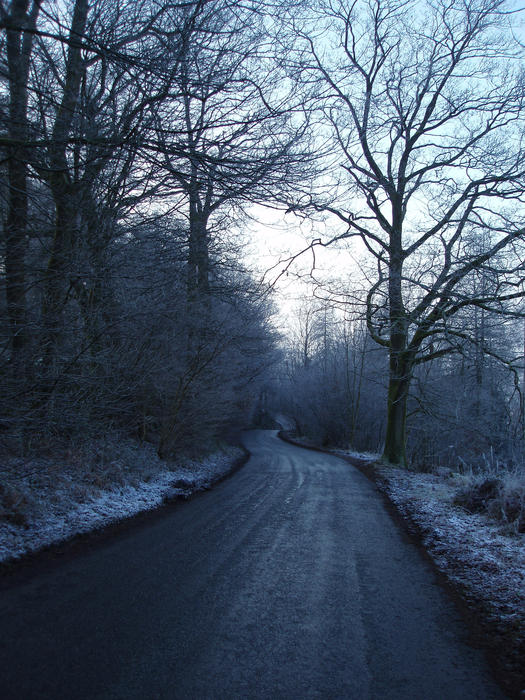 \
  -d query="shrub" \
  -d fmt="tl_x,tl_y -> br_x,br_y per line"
0,481 -> 31,527
454,475 -> 525,533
